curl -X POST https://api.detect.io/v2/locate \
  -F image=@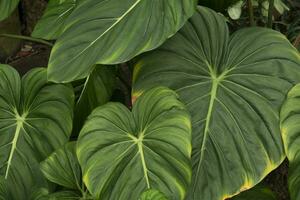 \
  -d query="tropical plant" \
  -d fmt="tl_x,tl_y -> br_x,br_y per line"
132,5 -> 300,200
280,83 -> 300,200
0,0 -> 20,21
139,190 -> 168,200
0,0 -> 299,200
0,64 -> 74,200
